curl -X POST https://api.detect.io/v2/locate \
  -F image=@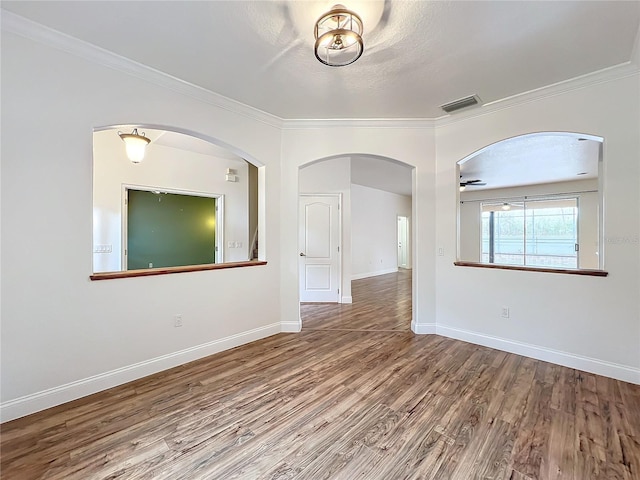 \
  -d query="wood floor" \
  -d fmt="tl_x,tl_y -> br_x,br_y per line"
2,272 -> 640,479
301,269 -> 412,332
